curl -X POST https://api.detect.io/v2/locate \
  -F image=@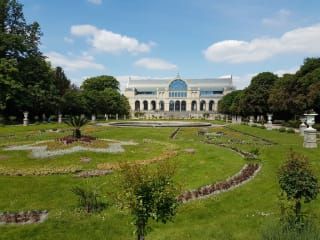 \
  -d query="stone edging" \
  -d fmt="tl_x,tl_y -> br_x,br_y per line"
0,210 -> 48,225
